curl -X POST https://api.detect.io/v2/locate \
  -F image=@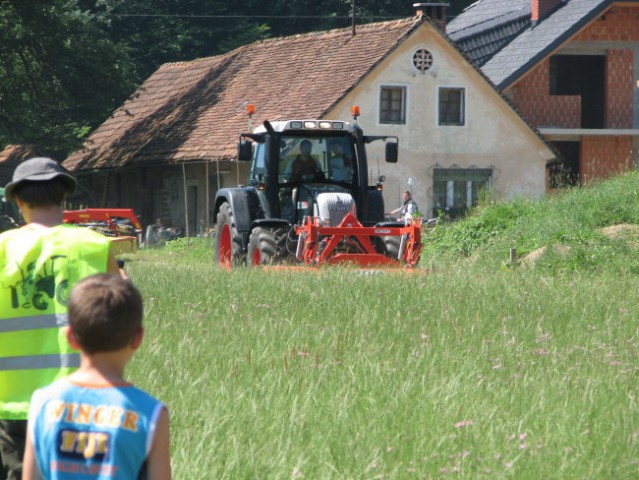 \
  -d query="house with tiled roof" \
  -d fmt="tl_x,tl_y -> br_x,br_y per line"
64,6 -> 555,233
448,0 -> 639,188
0,144 -> 48,187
